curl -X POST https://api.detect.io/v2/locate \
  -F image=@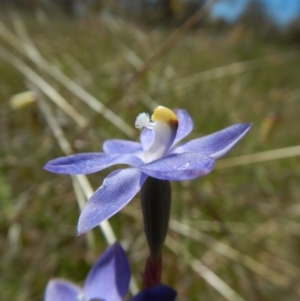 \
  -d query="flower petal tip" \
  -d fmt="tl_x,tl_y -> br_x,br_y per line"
77,208 -> 97,236
77,219 -> 92,237
236,122 -> 253,140
242,122 -> 253,131
43,161 -> 66,174
43,162 -> 53,172
76,231 -> 84,238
